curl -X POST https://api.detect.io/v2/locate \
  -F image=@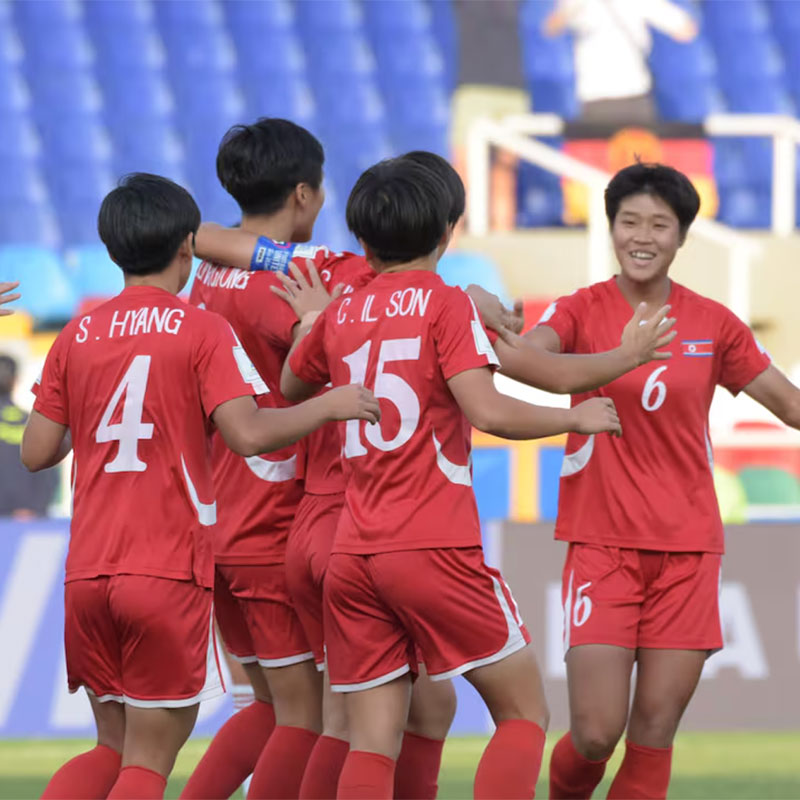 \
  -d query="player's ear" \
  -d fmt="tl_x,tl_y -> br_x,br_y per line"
295,182 -> 309,208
